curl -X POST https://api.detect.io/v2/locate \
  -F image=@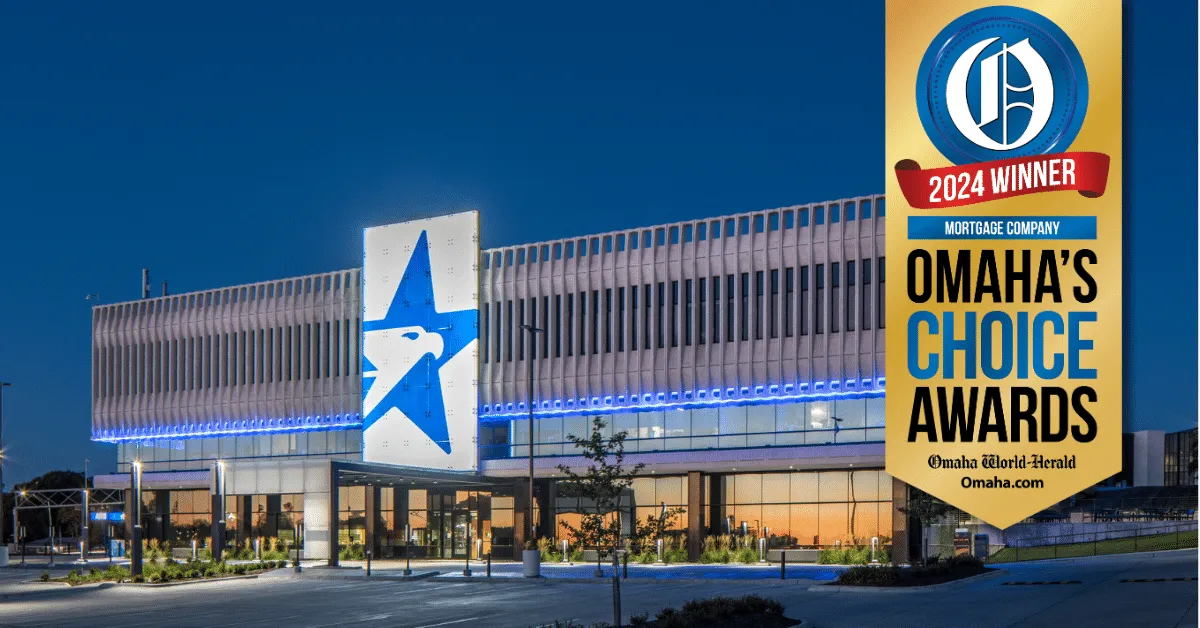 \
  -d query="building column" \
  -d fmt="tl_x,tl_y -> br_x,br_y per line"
687,471 -> 704,562
536,479 -> 552,541
891,477 -> 910,565
123,488 -> 135,542
393,487 -> 408,558
300,459 -> 335,563
365,485 -> 382,557
707,473 -> 725,536
155,489 -> 170,544
513,478 -> 529,555
327,464 -> 341,566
